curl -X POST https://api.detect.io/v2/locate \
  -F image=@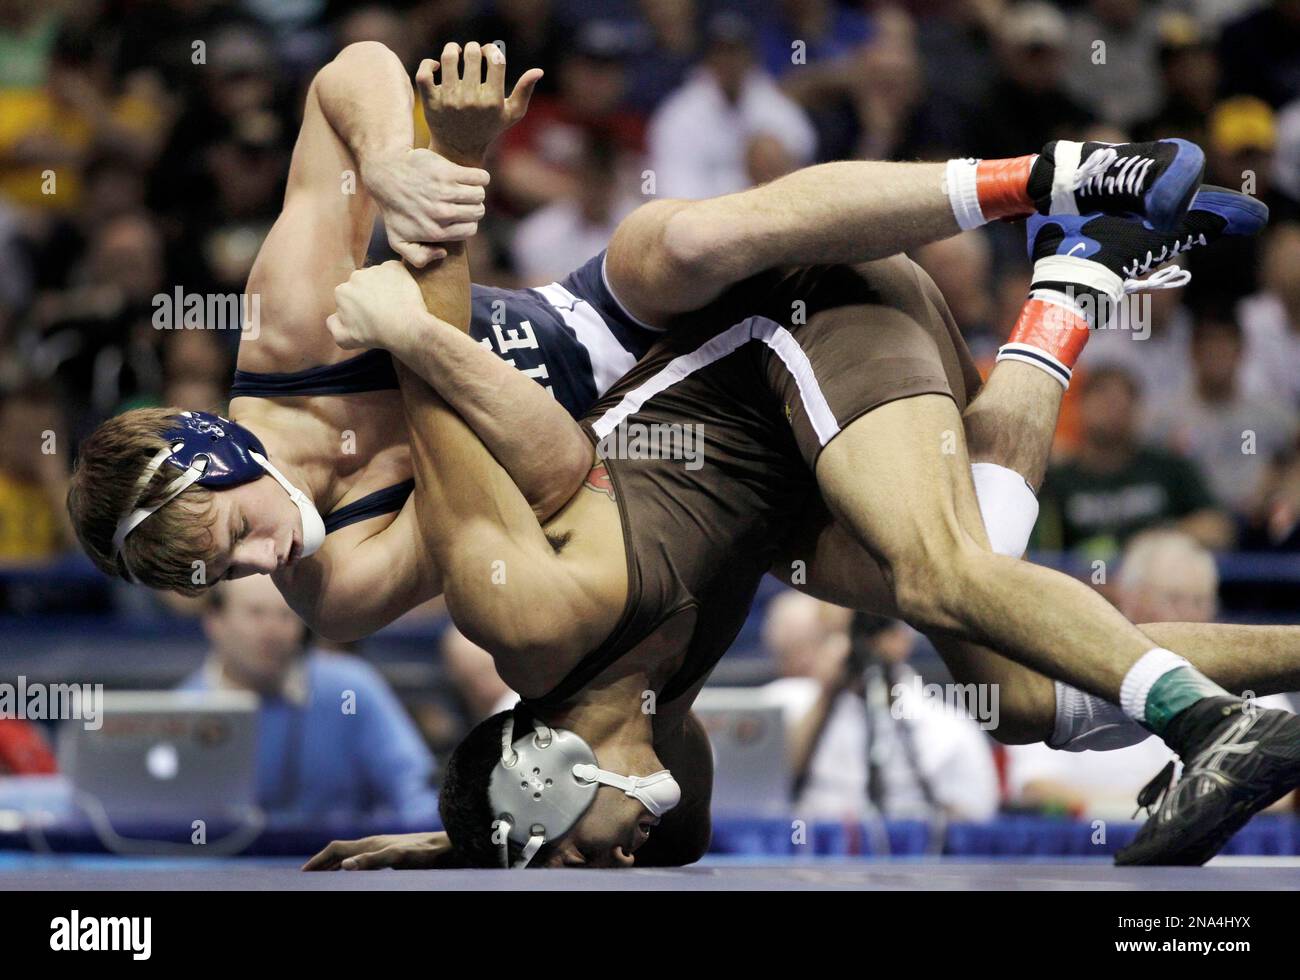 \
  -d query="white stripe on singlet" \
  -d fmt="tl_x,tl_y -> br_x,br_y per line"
533,281 -> 637,397
590,317 -> 841,445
